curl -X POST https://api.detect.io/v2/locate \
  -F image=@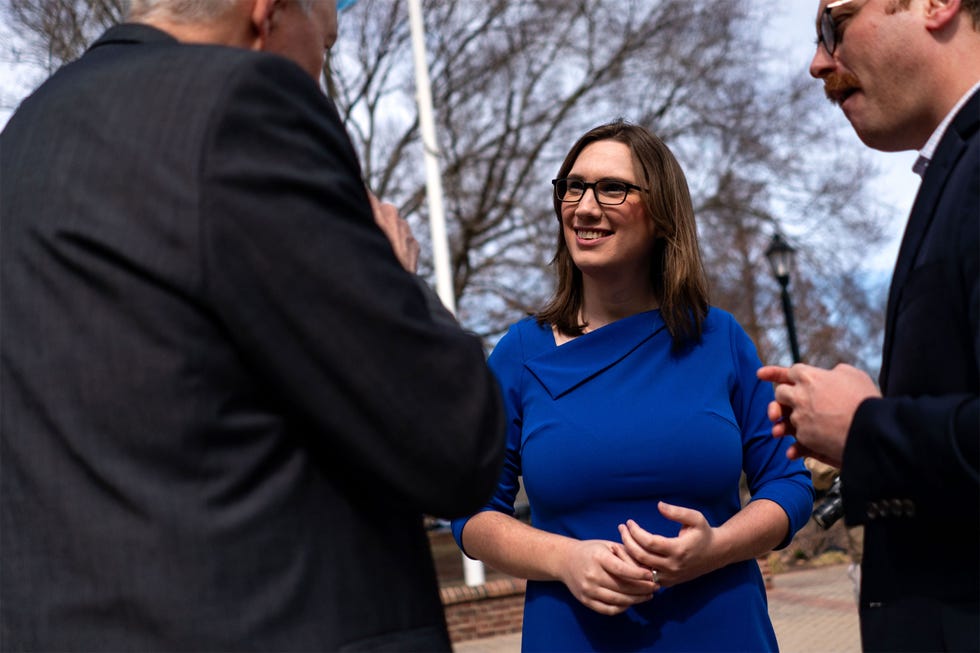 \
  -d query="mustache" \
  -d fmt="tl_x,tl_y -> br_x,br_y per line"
823,72 -> 861,103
